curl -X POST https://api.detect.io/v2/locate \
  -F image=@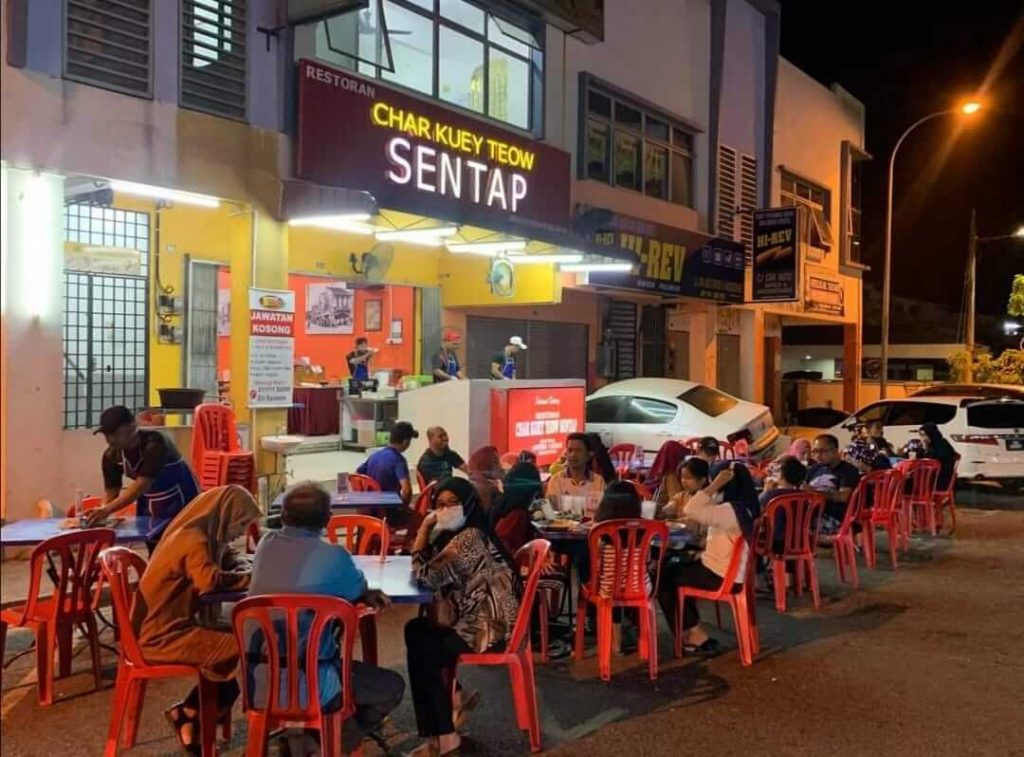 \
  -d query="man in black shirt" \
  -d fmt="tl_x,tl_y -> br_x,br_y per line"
416,426 -> 468,484
431,330 -> 466,383
86,405 -> 200,548
490,336 -> 527,379
806,433 -> 861,532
